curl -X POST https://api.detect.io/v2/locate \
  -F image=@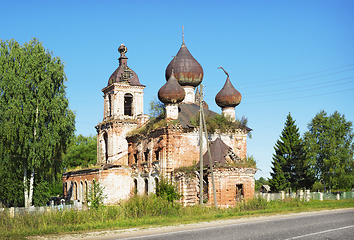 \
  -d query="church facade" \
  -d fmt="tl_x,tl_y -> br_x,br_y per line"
63,38 -> 256,207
